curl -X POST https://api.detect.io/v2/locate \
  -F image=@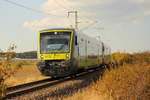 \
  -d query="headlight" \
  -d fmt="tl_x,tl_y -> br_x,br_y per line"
40,55 -> 44,59
66,54 -> 69,59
